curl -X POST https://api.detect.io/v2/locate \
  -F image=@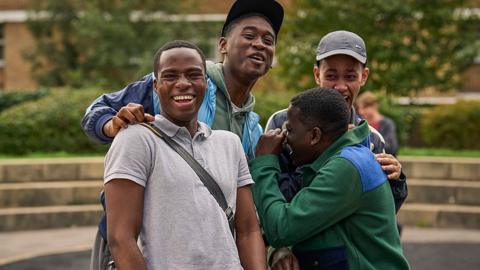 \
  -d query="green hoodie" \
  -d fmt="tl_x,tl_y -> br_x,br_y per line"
206,61 -> 256,140
250,121 -> 409,269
